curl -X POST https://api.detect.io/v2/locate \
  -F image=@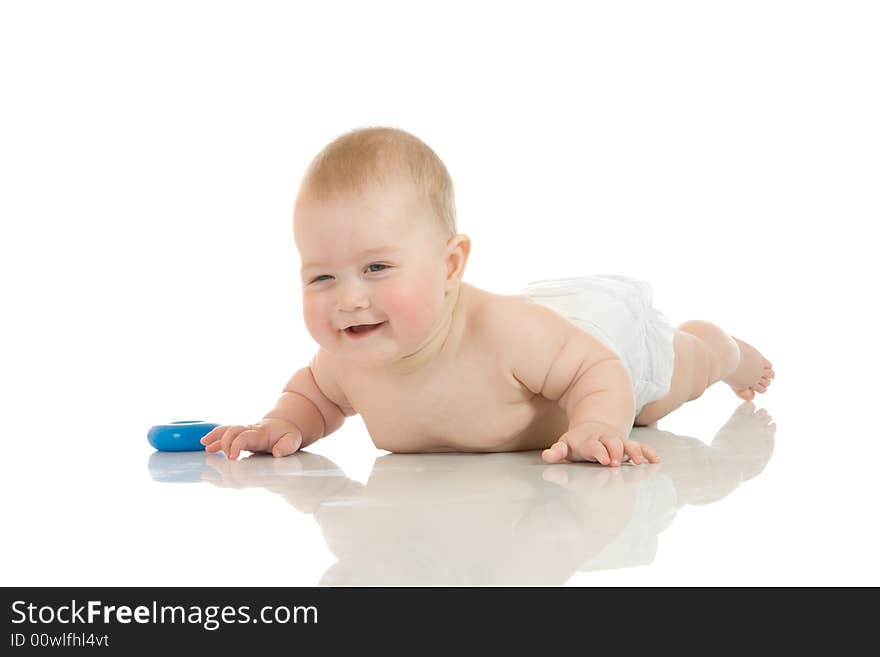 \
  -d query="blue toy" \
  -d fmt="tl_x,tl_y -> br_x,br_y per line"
148,420 -> 220,452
